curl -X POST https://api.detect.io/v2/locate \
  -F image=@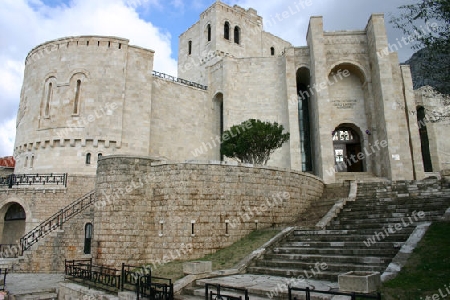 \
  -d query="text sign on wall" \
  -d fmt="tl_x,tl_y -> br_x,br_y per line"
332,99 -> 358,109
